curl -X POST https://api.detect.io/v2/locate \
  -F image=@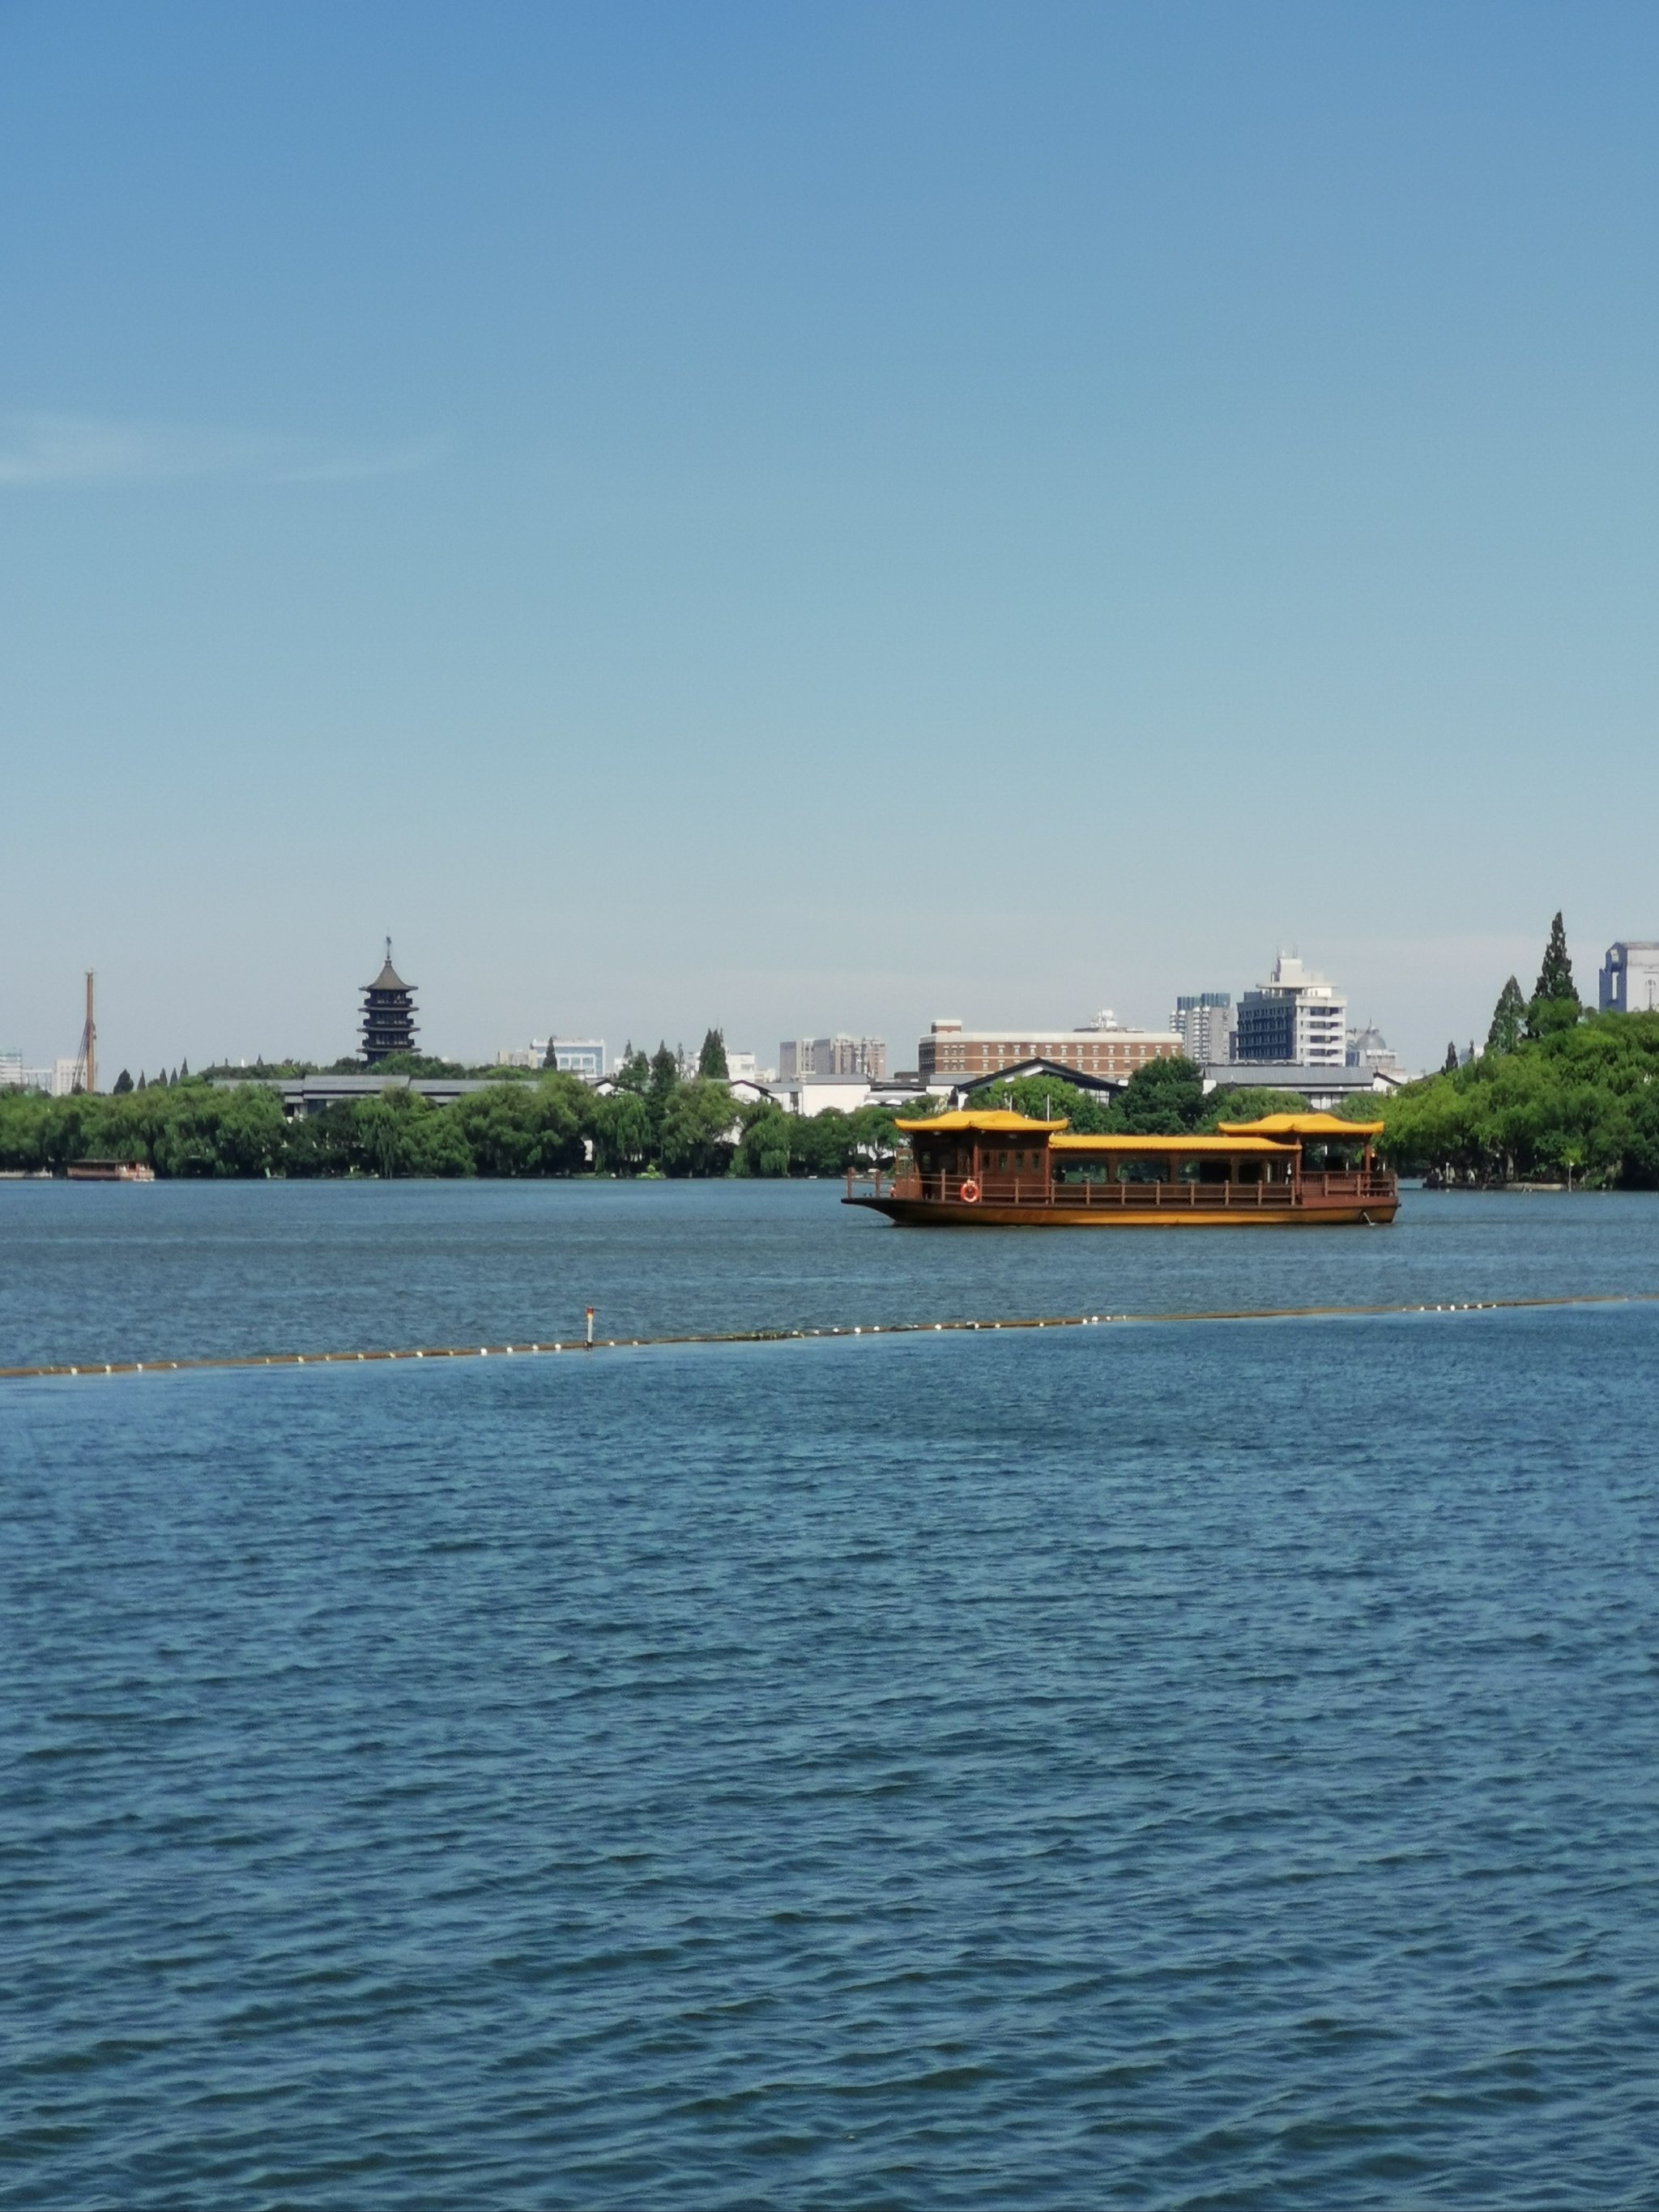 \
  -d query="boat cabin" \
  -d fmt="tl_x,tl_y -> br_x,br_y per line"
879,1107 -> 1390,1220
